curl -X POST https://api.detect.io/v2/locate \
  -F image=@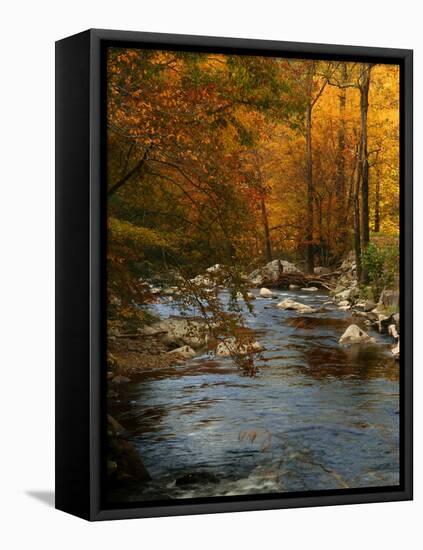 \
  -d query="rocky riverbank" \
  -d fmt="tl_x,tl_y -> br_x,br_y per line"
245,254 -> 400,360
107,254 -> 400,488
